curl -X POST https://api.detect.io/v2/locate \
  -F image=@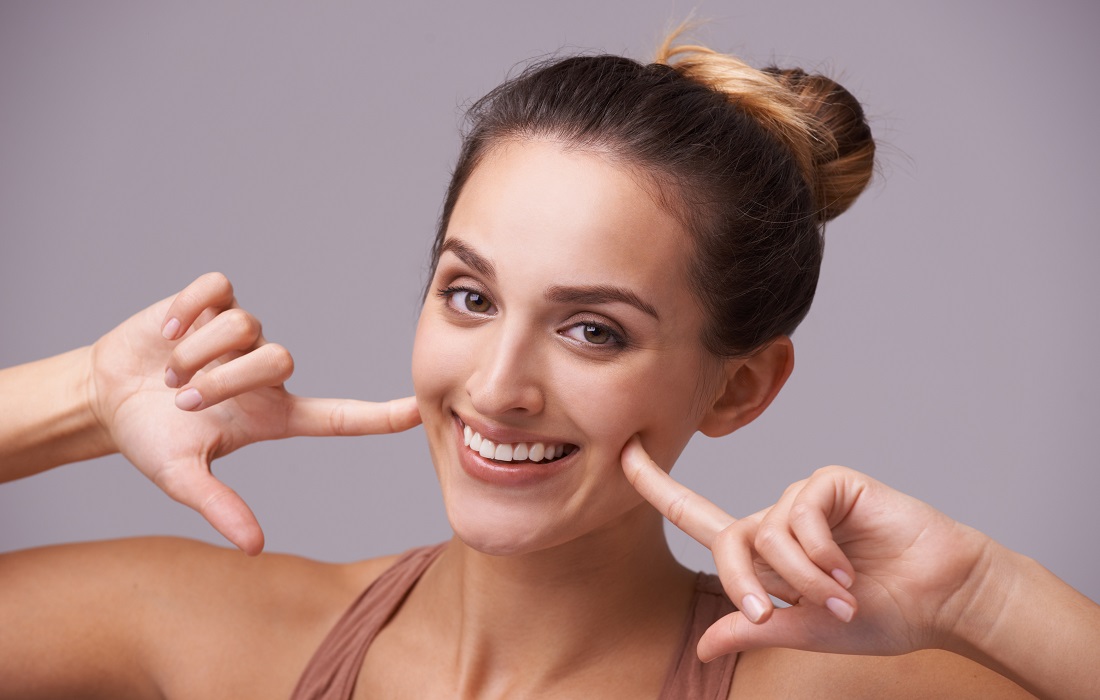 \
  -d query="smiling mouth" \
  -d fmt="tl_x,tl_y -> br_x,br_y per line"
460,421 -> 578,464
